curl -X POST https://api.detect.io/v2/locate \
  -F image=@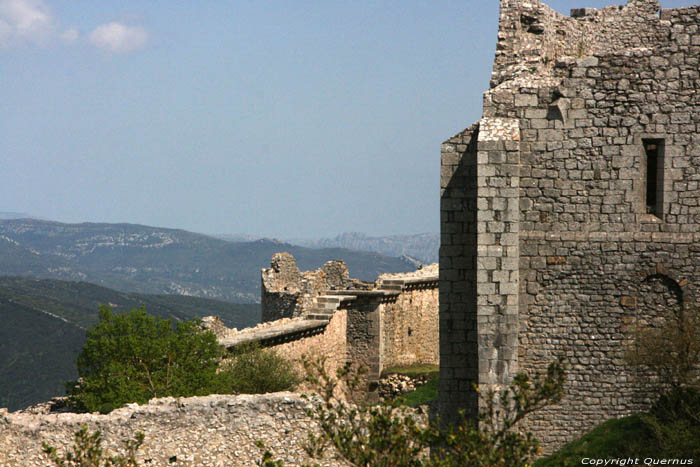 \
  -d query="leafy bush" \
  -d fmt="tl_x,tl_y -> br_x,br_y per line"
641,386 -> 700,458
287,356 -> 566,467
220,343 -> 301,394
624,302 -> 700,458
42,425 -> 144,466
68,306 -> 227,413
626,302 -> 700,390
